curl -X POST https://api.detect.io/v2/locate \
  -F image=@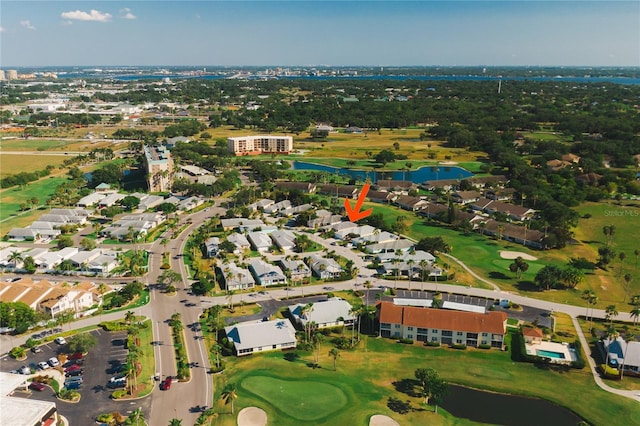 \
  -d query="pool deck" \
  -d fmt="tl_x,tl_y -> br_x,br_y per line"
525,340 -> 577,364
